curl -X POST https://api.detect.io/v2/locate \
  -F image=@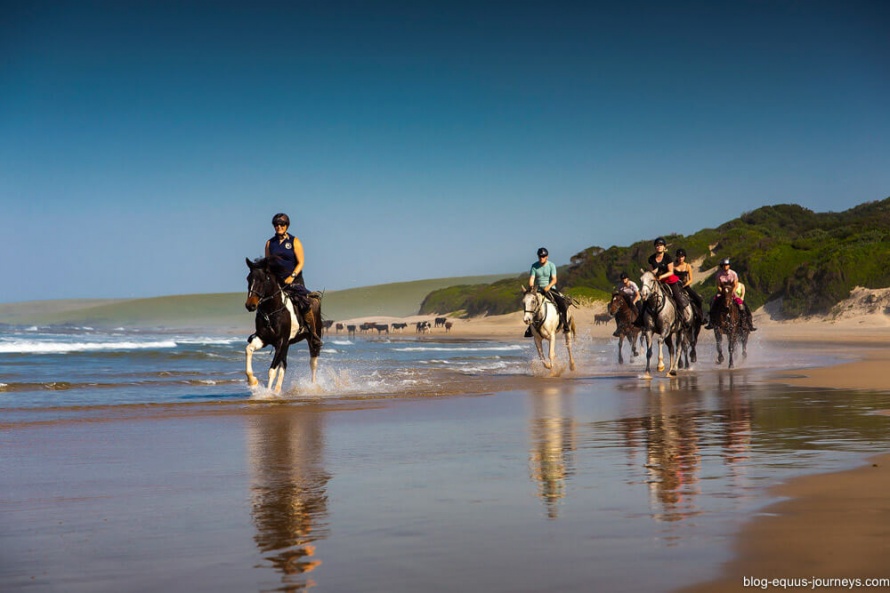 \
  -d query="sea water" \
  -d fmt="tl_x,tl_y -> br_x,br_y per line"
0,323 -> 841,411
0,324 -> 539,410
